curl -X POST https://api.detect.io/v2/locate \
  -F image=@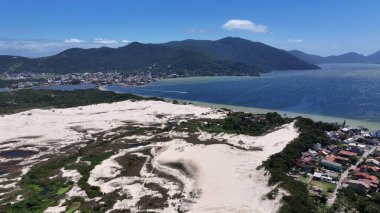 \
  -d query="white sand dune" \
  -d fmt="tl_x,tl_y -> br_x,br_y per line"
0,99 -> 299,212
156,122 -> 298,213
